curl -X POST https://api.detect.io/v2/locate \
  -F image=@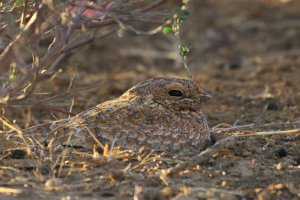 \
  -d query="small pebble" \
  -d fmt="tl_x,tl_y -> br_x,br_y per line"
281,136 -> 294,142
277,148 -> 287,157
45,178 -> 63,190
210,132 -> 217,144
107,171 -> 126,182
10,150 -> 26,159
265,101 -> 278,111
101,192 -> 115,197
296,157 -> 300,165
228,59 -> 241,70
